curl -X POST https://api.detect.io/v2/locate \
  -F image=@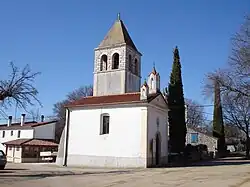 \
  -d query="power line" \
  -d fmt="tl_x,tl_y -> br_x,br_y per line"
0,109 -> 8,120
